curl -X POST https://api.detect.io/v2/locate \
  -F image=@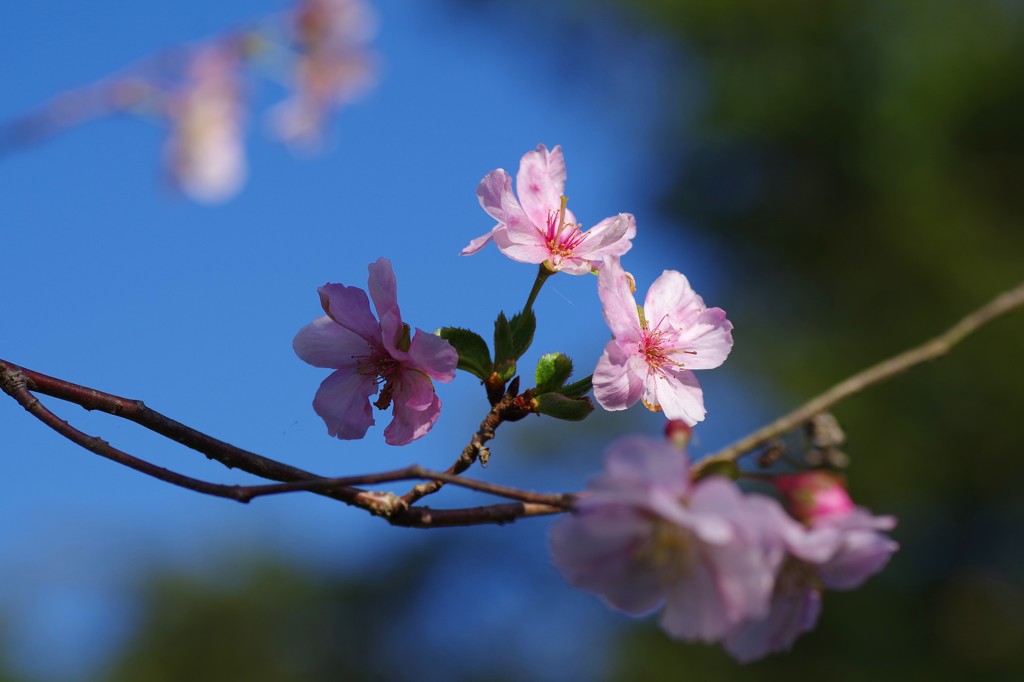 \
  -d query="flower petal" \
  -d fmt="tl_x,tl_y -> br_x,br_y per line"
597,256 -> 642,342
593,343 -> 645,412
492,224 -> 550,264
516,144 -> 566,228
723,578 -> 822,663
549,507 -> 665,616
477,168 -> 511,225
671,307 -> 734,370
643,270 -> 706,331
588,436 -> 690,497
311,368 -> 377,440
293,316 -> 370,368
318,282 -> 381,346
406,328 -> 458,382
578,213 -> 636,261
384,379 -> 441,446
650,369 -> 706,425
